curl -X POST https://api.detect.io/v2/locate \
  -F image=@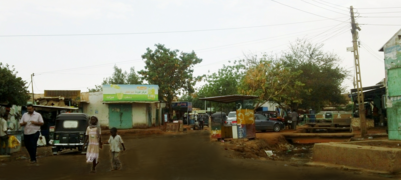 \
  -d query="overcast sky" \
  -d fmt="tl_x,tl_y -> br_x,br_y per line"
1,0 -> 400,95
